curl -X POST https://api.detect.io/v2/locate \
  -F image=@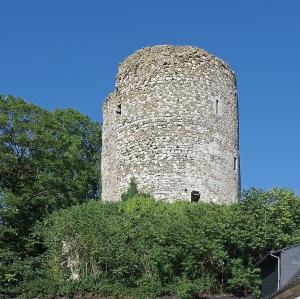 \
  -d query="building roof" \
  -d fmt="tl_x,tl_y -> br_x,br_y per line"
257,243 -> 300,266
